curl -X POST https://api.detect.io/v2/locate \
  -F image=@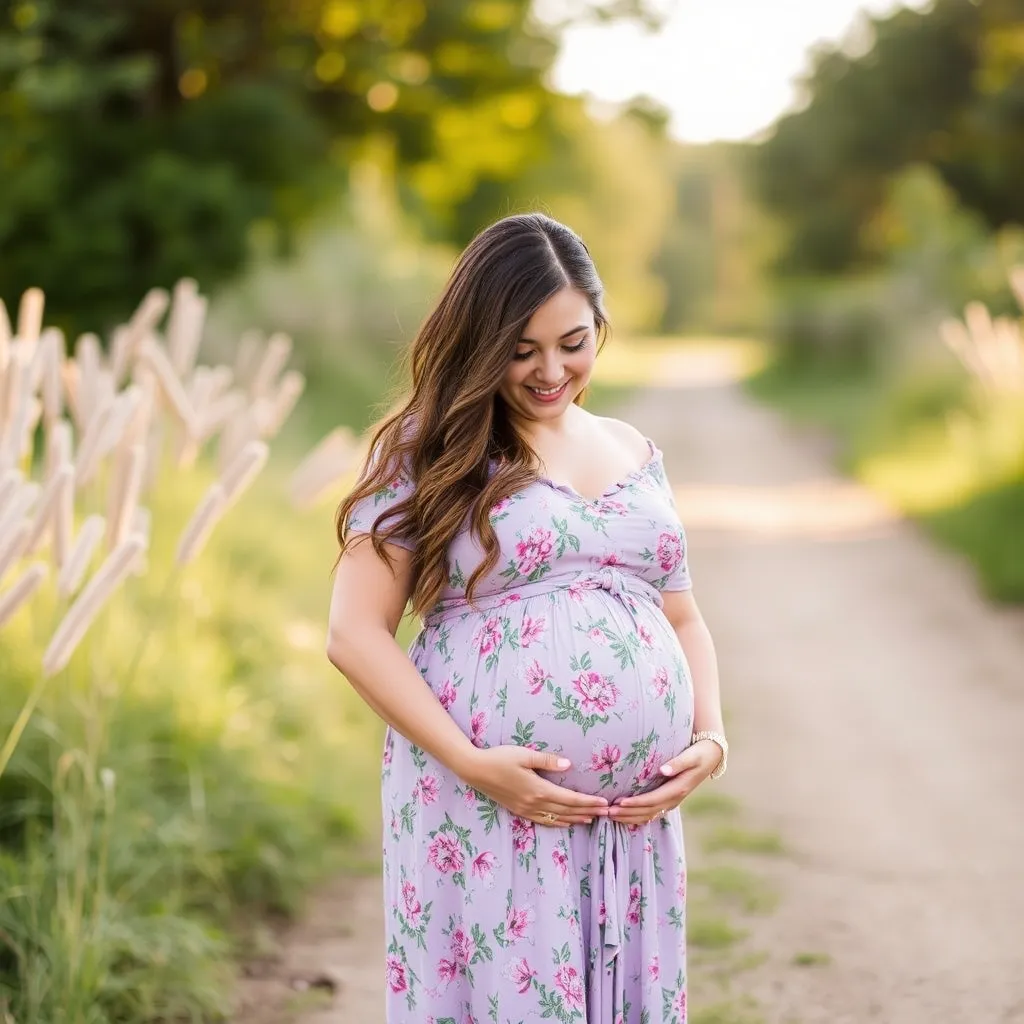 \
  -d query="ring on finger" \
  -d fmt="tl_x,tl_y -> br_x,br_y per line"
542,811 -> 557,824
